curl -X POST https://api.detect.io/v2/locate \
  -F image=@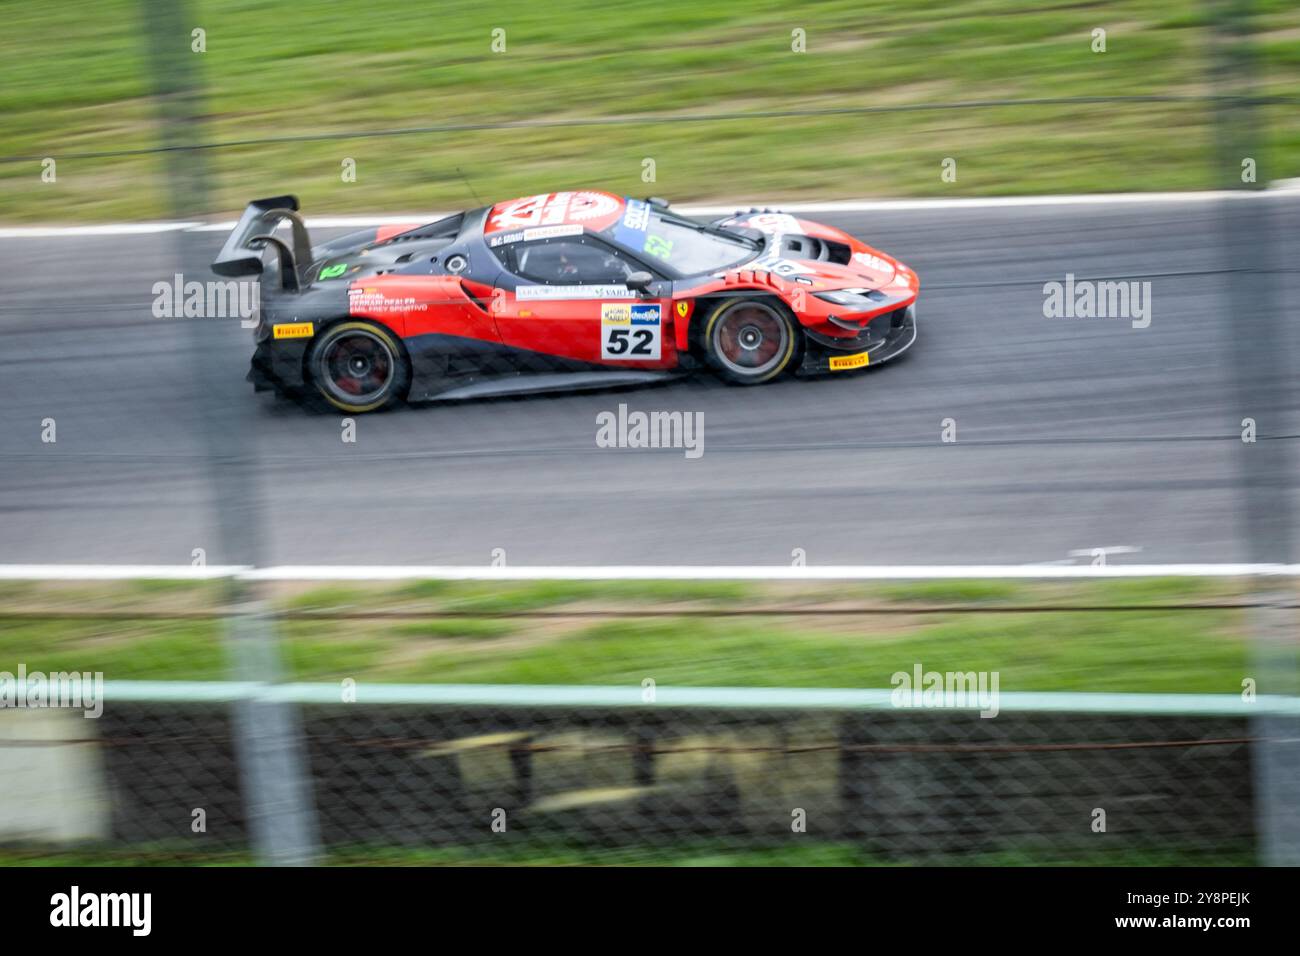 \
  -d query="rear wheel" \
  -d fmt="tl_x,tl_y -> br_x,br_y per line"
701,298 -> 798,384
307,321 -> 409,413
